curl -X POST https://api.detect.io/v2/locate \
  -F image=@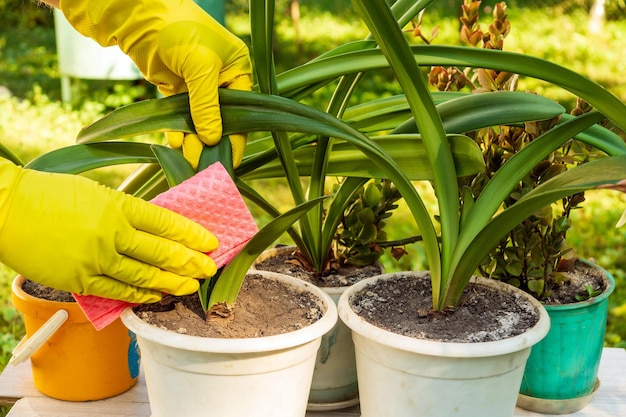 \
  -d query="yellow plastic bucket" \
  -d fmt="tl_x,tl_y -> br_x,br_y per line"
11,275 -> 139,401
